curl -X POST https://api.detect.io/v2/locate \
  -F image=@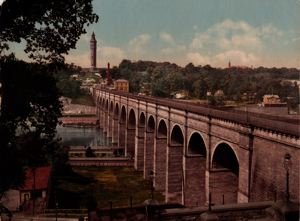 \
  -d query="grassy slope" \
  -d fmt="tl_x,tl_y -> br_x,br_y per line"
56,166 -> 164,209
71,94 -> 95,106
